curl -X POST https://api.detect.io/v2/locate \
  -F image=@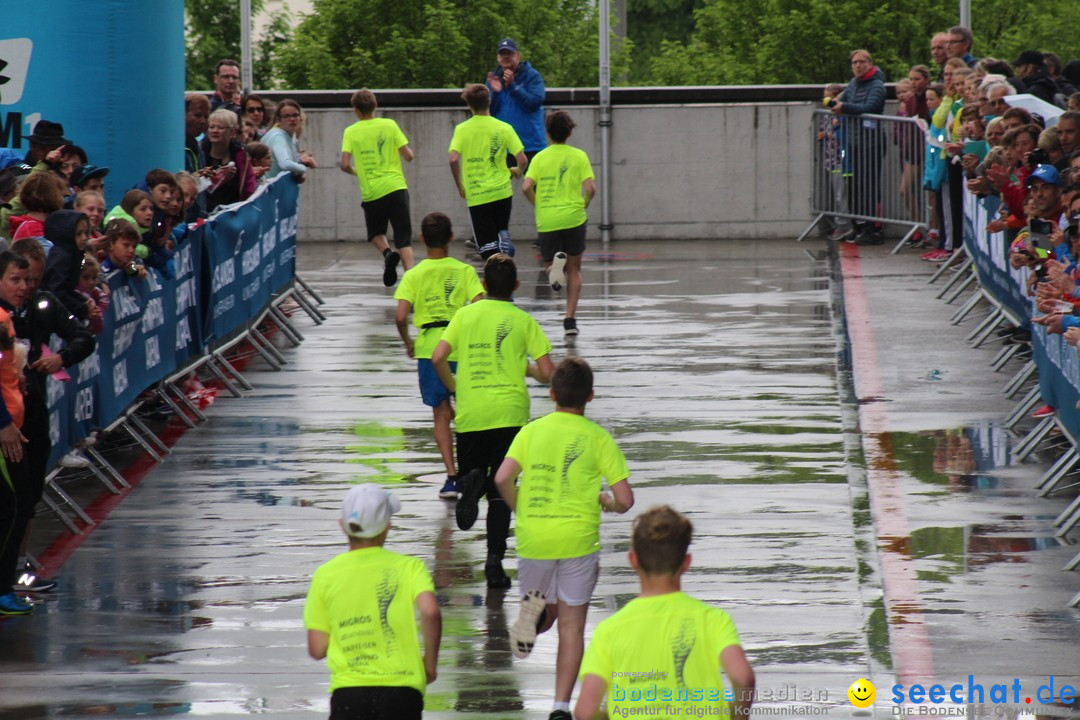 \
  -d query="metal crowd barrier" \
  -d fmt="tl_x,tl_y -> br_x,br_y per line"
926,192 -> 1080,606
798,110 -> 927,253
